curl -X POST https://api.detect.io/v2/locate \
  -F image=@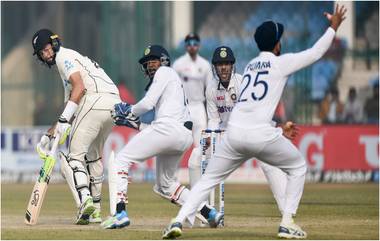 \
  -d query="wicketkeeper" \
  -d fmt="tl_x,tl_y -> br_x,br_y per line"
101,45 -> 223,229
